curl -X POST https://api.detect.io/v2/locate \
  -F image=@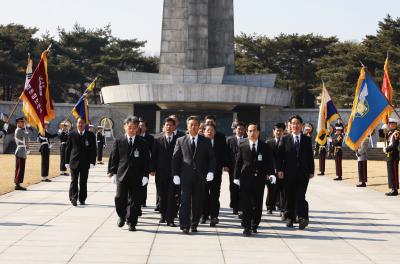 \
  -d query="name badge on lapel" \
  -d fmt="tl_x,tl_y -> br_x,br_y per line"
134,149 -> 140,158
85,139 -> 89,147
257,154 -> 263,161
